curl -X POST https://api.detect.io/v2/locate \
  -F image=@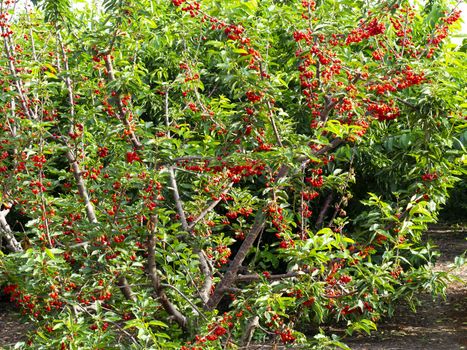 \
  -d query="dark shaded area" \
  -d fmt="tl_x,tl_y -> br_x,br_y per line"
439,175 -> 467,223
